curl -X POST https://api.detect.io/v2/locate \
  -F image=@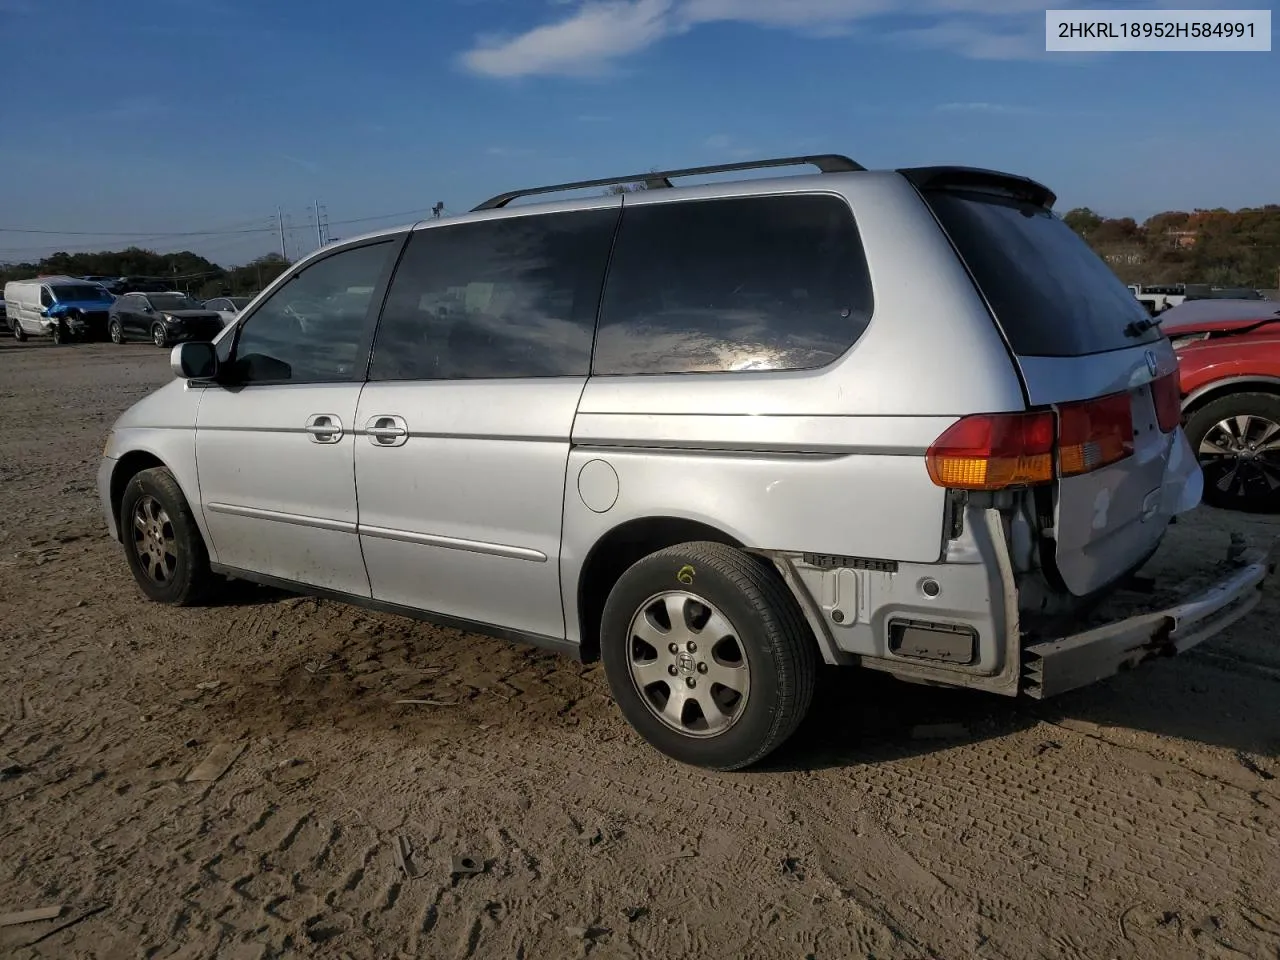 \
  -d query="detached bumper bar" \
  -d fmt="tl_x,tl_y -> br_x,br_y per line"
1022,537 -> 1278,699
